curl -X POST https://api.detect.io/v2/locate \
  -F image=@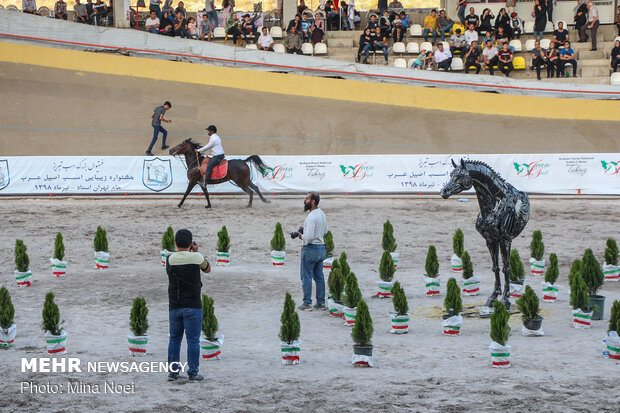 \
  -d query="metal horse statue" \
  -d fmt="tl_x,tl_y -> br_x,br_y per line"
441,159 -> 530,309
169,138 -> 271,209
